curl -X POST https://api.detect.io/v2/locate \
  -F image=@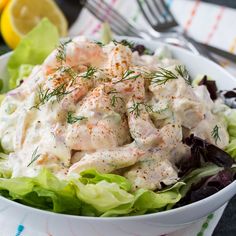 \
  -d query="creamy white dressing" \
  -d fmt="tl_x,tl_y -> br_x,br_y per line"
0,37 -> 229,190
